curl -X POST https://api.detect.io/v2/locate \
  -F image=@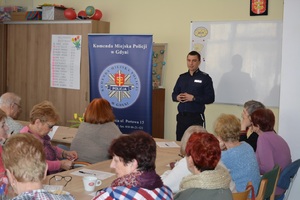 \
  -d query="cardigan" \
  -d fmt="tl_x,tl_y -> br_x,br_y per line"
20,126 -> 63,174
70,122 -> 122,164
